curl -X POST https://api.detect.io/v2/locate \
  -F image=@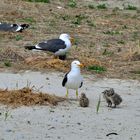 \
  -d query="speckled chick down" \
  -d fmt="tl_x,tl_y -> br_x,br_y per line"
79,93 -> 89,107
102,88 -> 122,108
